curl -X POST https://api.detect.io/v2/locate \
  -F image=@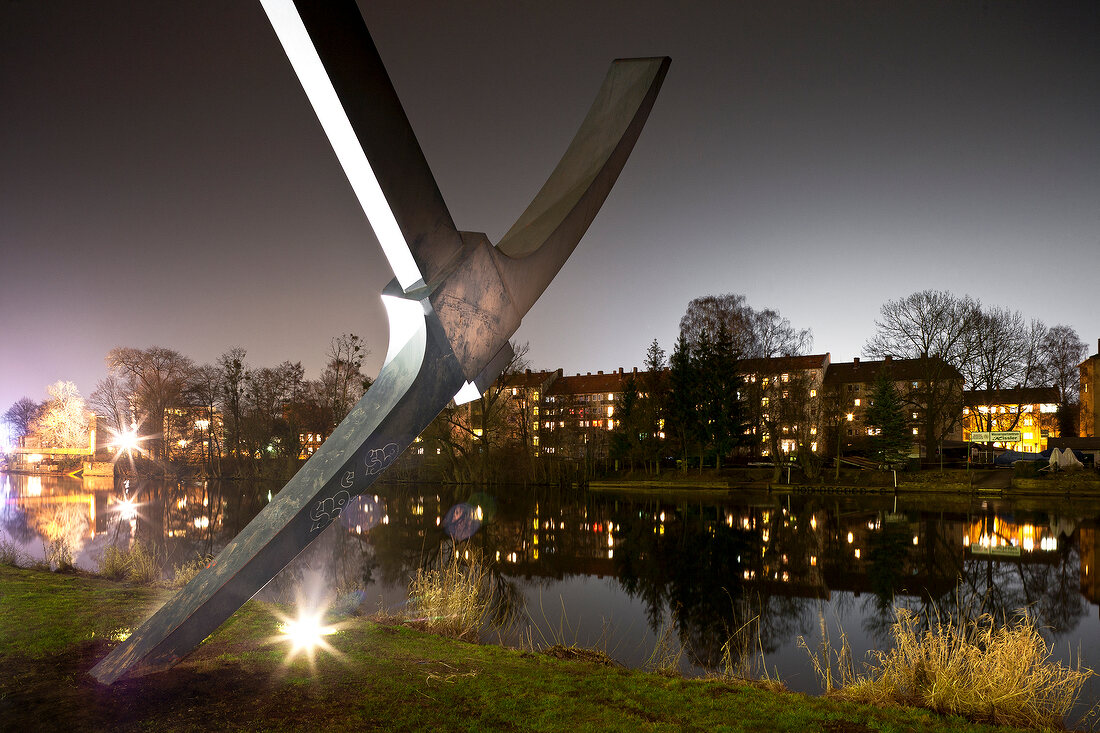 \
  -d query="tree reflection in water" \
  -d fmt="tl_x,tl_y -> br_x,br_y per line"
2,472 -> 1097,711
